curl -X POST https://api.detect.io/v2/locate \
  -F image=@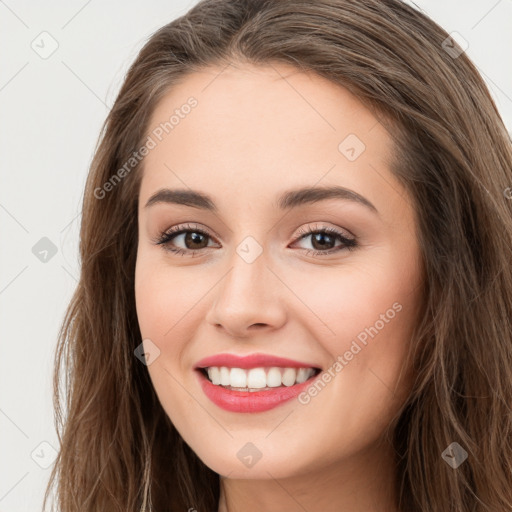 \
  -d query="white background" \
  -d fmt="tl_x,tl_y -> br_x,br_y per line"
1,1 -> 511,510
